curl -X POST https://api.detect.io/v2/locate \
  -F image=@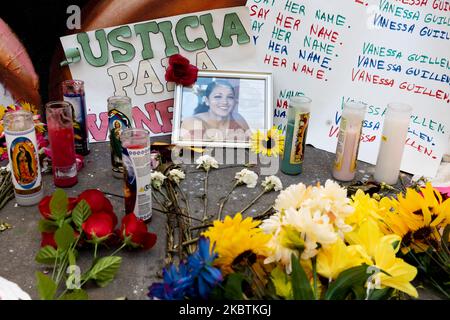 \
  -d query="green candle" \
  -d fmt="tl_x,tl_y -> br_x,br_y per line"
281,97 -> 311,175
